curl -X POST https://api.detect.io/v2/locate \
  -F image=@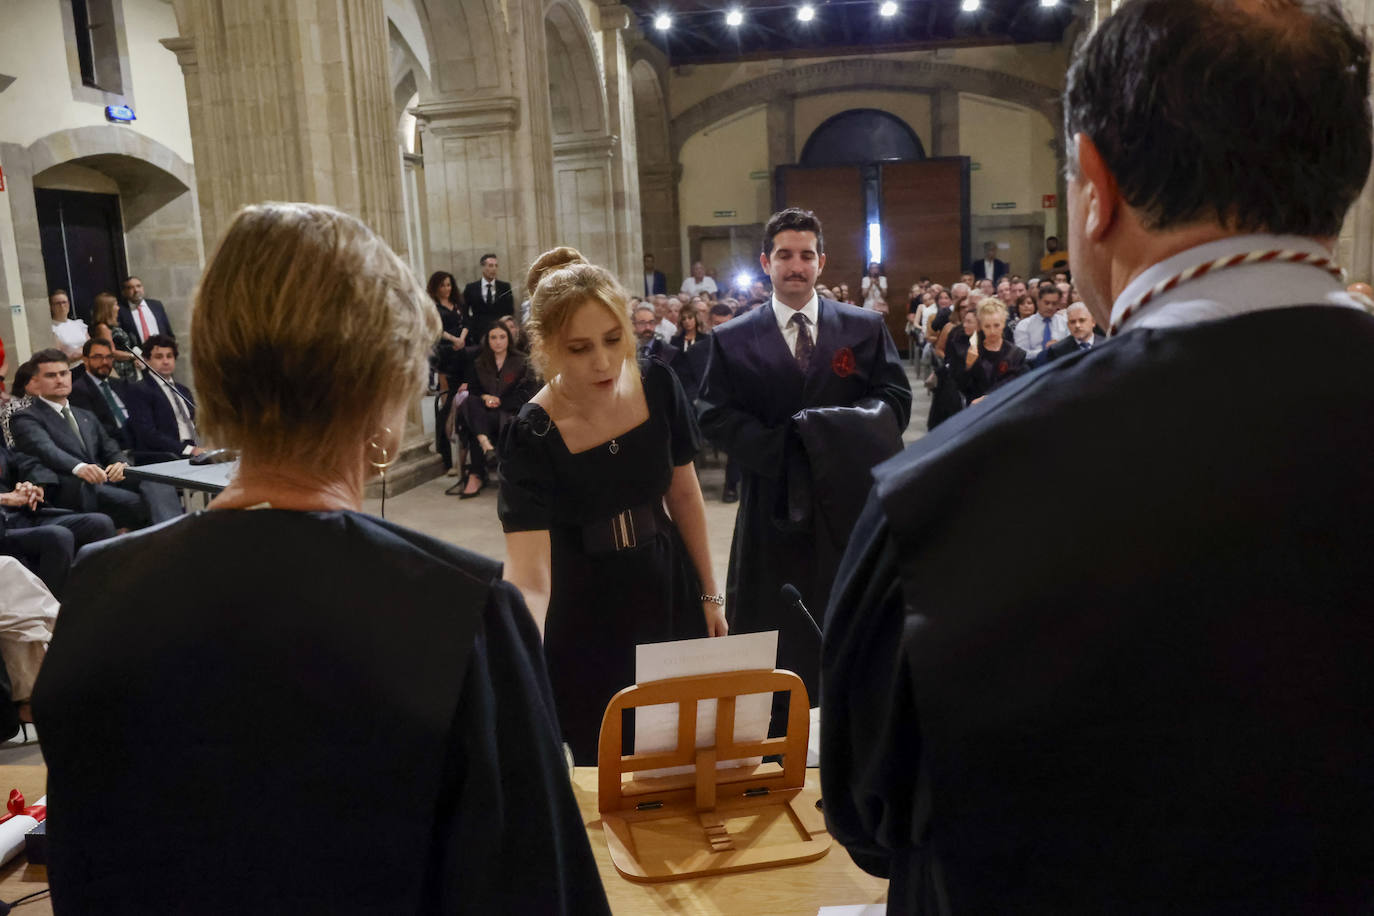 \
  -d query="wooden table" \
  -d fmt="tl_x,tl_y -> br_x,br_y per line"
572,767 -> 888,914
0,765 -> 50,915
0,765 -> 887,915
